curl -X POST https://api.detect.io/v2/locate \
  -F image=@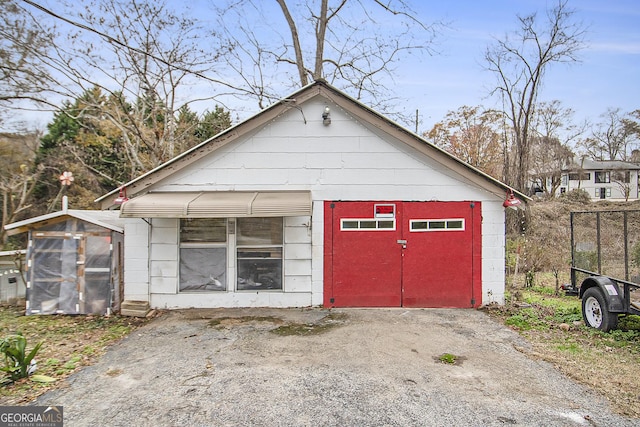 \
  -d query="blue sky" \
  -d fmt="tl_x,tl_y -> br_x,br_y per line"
389,0 -> 640,130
